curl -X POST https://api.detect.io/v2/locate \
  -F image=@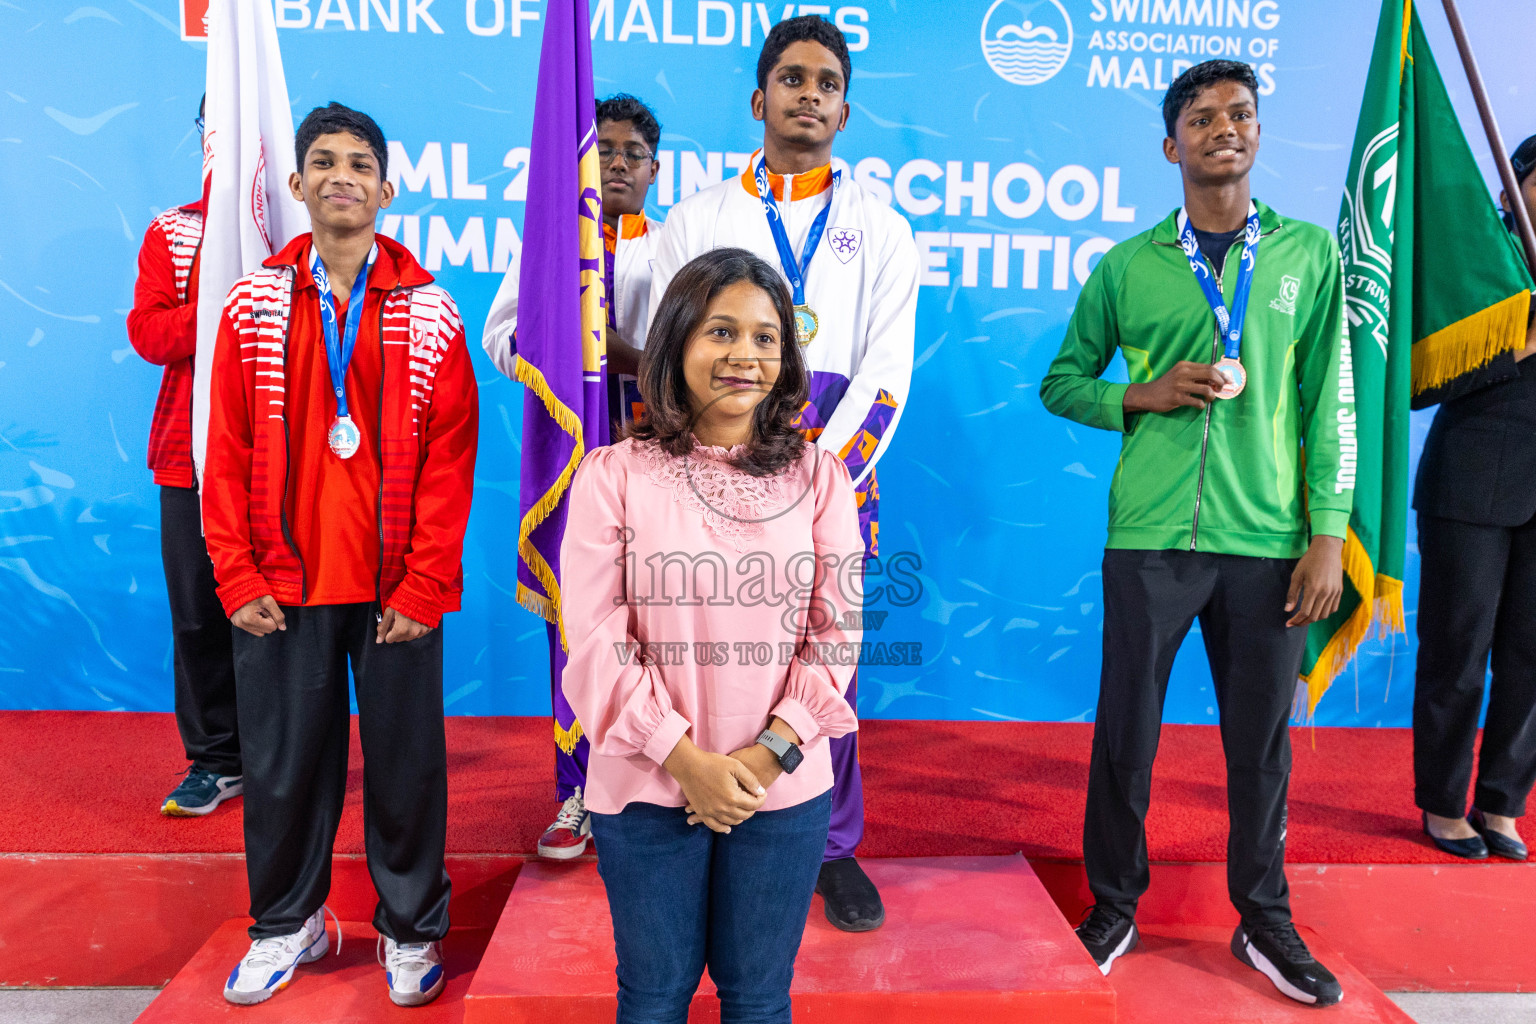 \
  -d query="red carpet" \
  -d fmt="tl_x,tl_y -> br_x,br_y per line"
0,712 -> 1526,862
